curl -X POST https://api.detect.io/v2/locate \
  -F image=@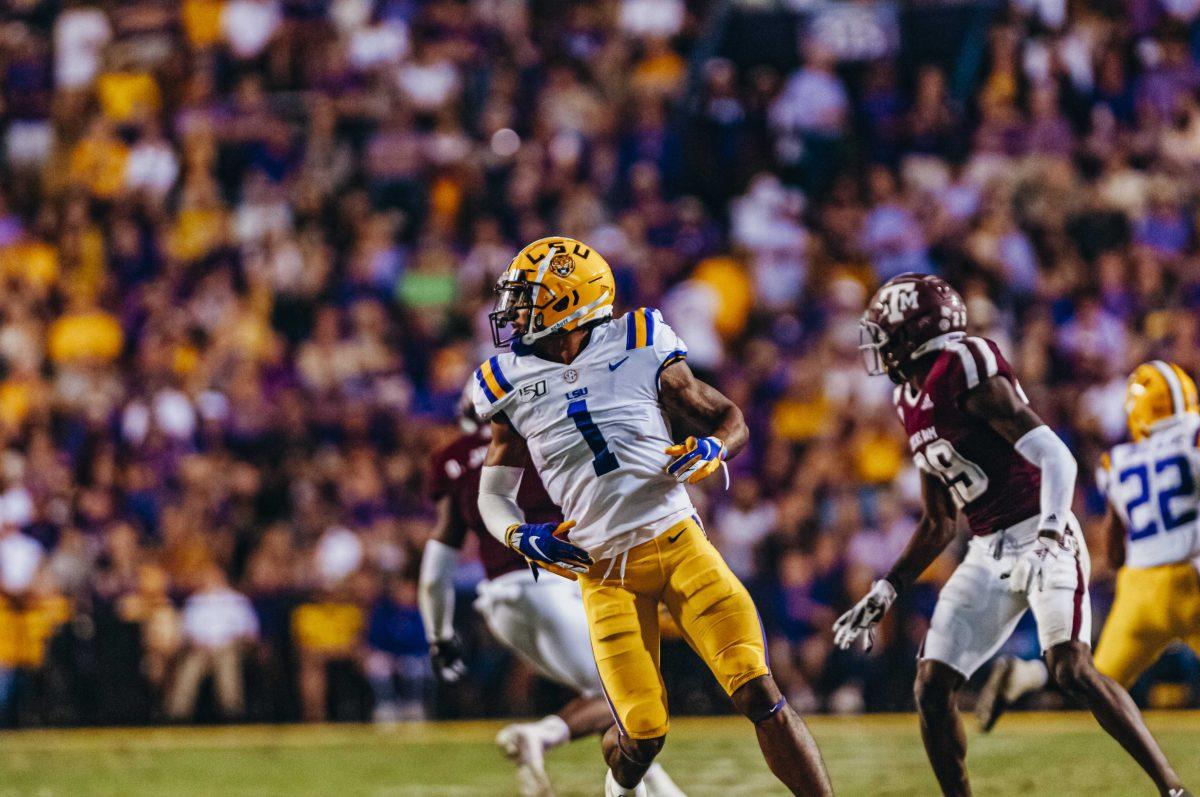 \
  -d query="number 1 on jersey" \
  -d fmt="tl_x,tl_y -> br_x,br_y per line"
567,399 -> 619,476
